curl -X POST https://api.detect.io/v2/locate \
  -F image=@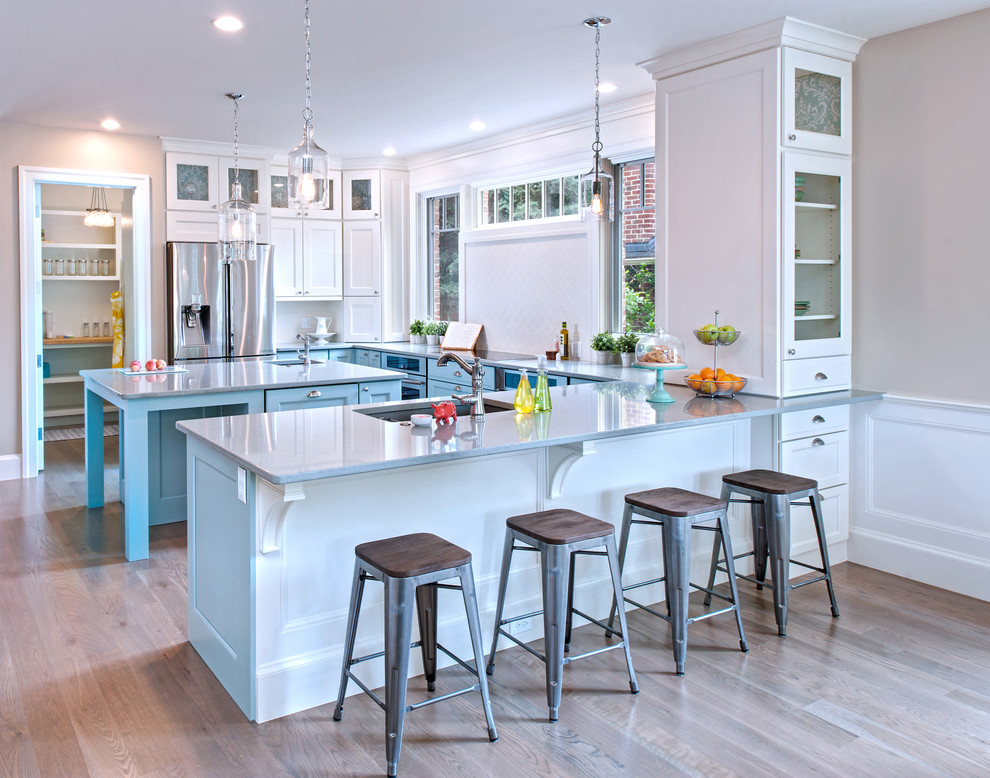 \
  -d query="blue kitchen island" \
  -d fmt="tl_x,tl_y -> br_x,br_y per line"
82,360 -> 403,561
